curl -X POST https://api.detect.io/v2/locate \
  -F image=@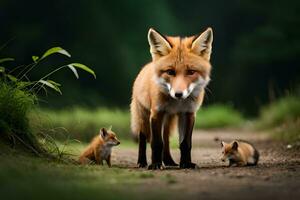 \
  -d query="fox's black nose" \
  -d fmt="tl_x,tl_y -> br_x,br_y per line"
175,92 -> 183,98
